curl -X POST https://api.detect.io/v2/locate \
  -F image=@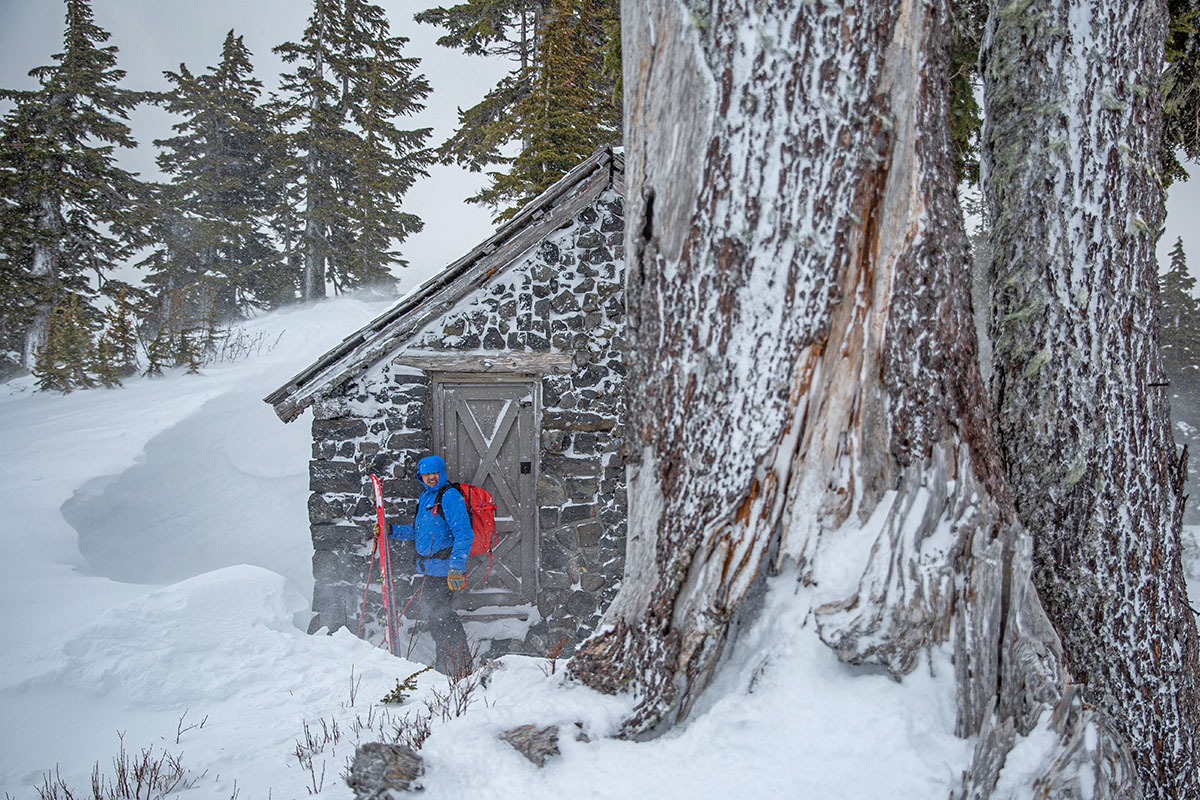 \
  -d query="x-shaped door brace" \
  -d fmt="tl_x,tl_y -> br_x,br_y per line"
455,397 -> 522,513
